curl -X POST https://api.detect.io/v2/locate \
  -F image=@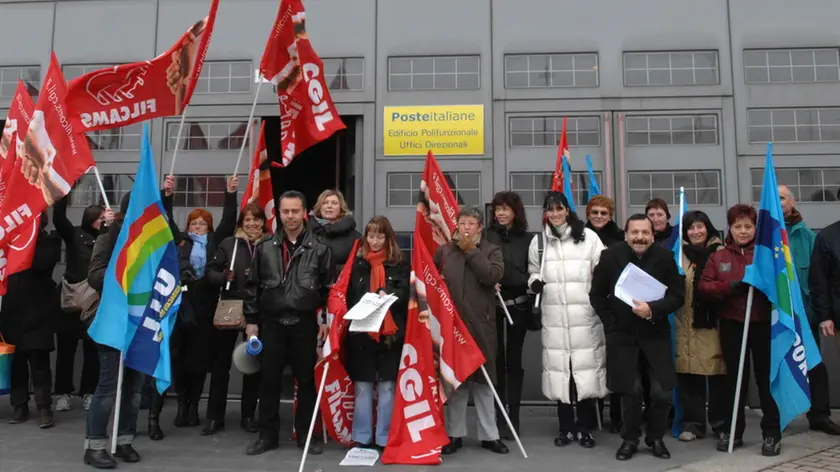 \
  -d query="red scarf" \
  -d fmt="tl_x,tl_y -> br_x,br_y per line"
365,250 -> 398,342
